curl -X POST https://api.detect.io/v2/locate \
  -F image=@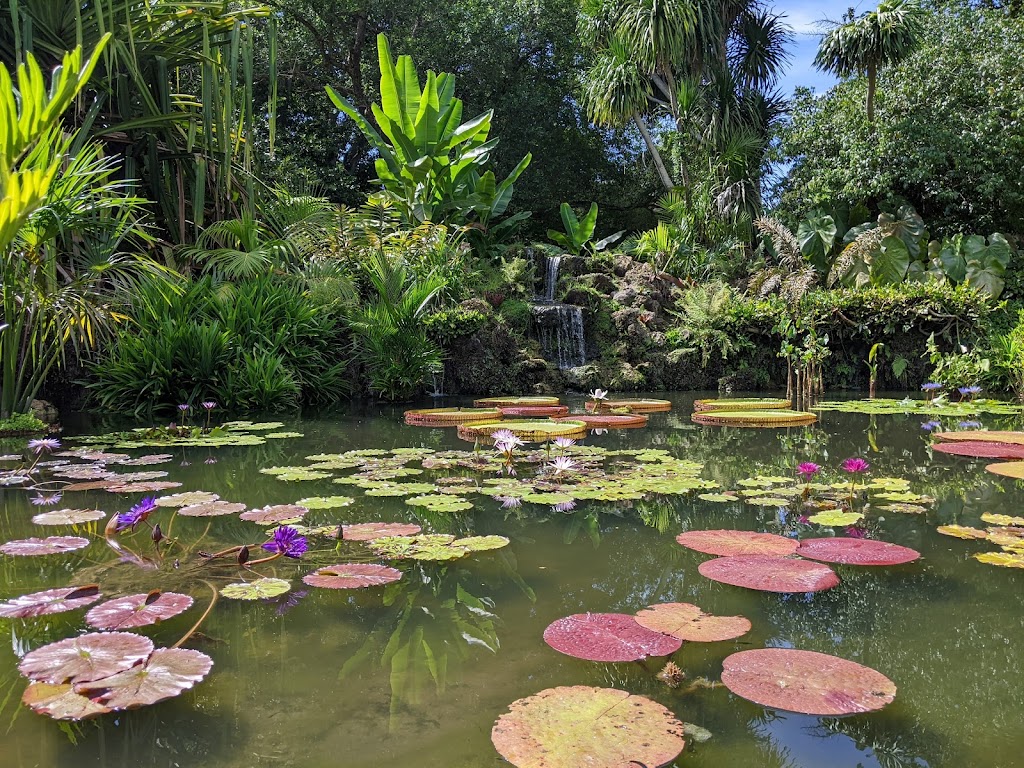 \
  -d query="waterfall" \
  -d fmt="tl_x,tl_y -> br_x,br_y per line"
538,255 -> 561,303
533,304 -> 586,370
